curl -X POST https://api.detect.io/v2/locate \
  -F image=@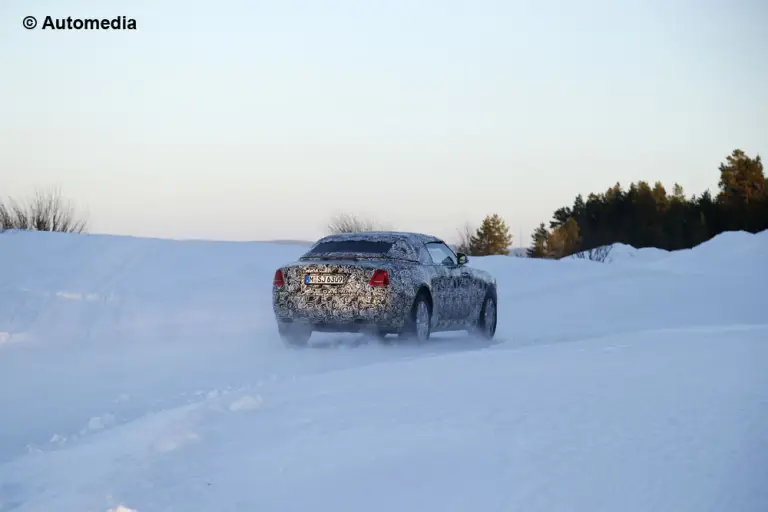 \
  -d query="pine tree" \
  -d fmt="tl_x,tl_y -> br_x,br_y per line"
717,149 -> 765,205
526,222 -> 550,258
545,217 -> 581,259
716,149 -> 767,232
469,214 -> 513,256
